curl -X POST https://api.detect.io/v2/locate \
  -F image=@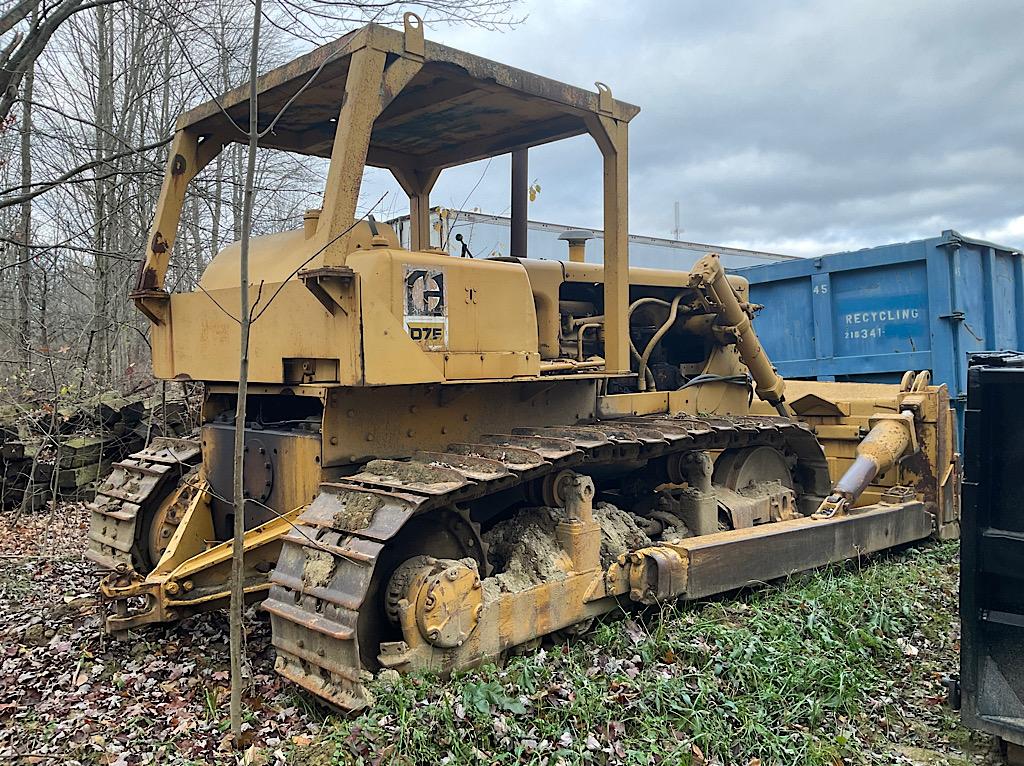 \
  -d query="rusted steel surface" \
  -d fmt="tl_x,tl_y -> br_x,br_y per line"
85,438 -> 201,572
675,502 -> 933,600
